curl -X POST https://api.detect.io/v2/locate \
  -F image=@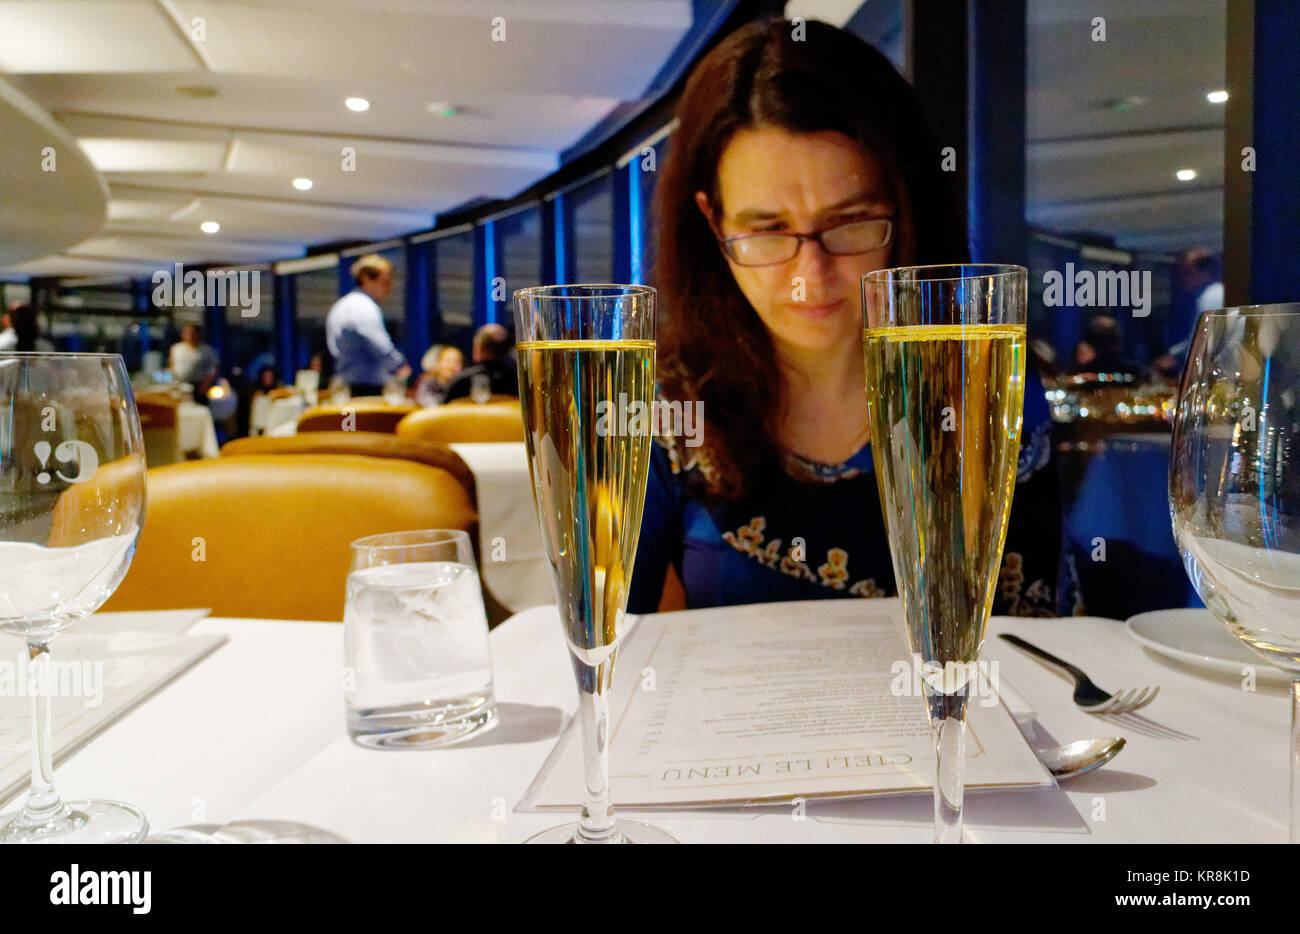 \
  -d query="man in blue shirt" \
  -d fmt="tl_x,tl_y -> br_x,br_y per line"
325,254 -> 410,396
